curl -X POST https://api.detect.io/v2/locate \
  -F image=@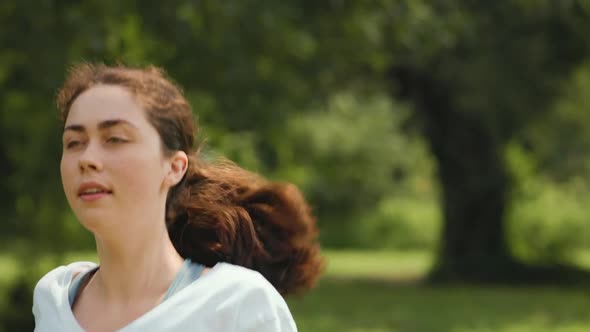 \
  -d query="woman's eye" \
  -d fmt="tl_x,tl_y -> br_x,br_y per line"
65,141 -> 81,149
107,137 -> 126,144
